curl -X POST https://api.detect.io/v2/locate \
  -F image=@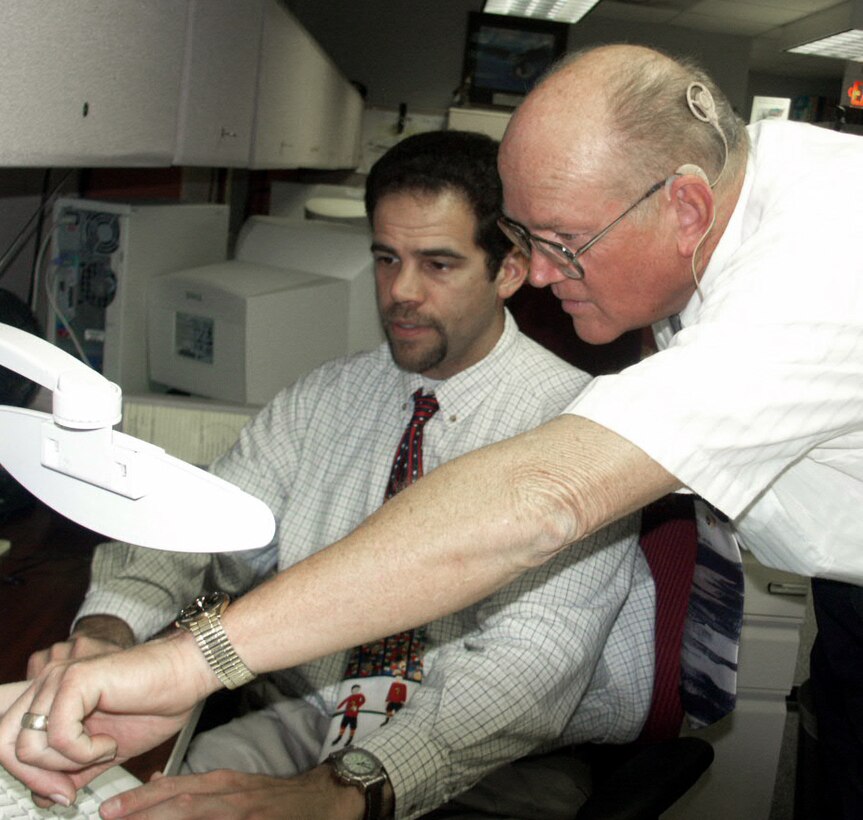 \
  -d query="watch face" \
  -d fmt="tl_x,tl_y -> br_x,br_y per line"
177,591 -> 228,625
341,749 -> 380,776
